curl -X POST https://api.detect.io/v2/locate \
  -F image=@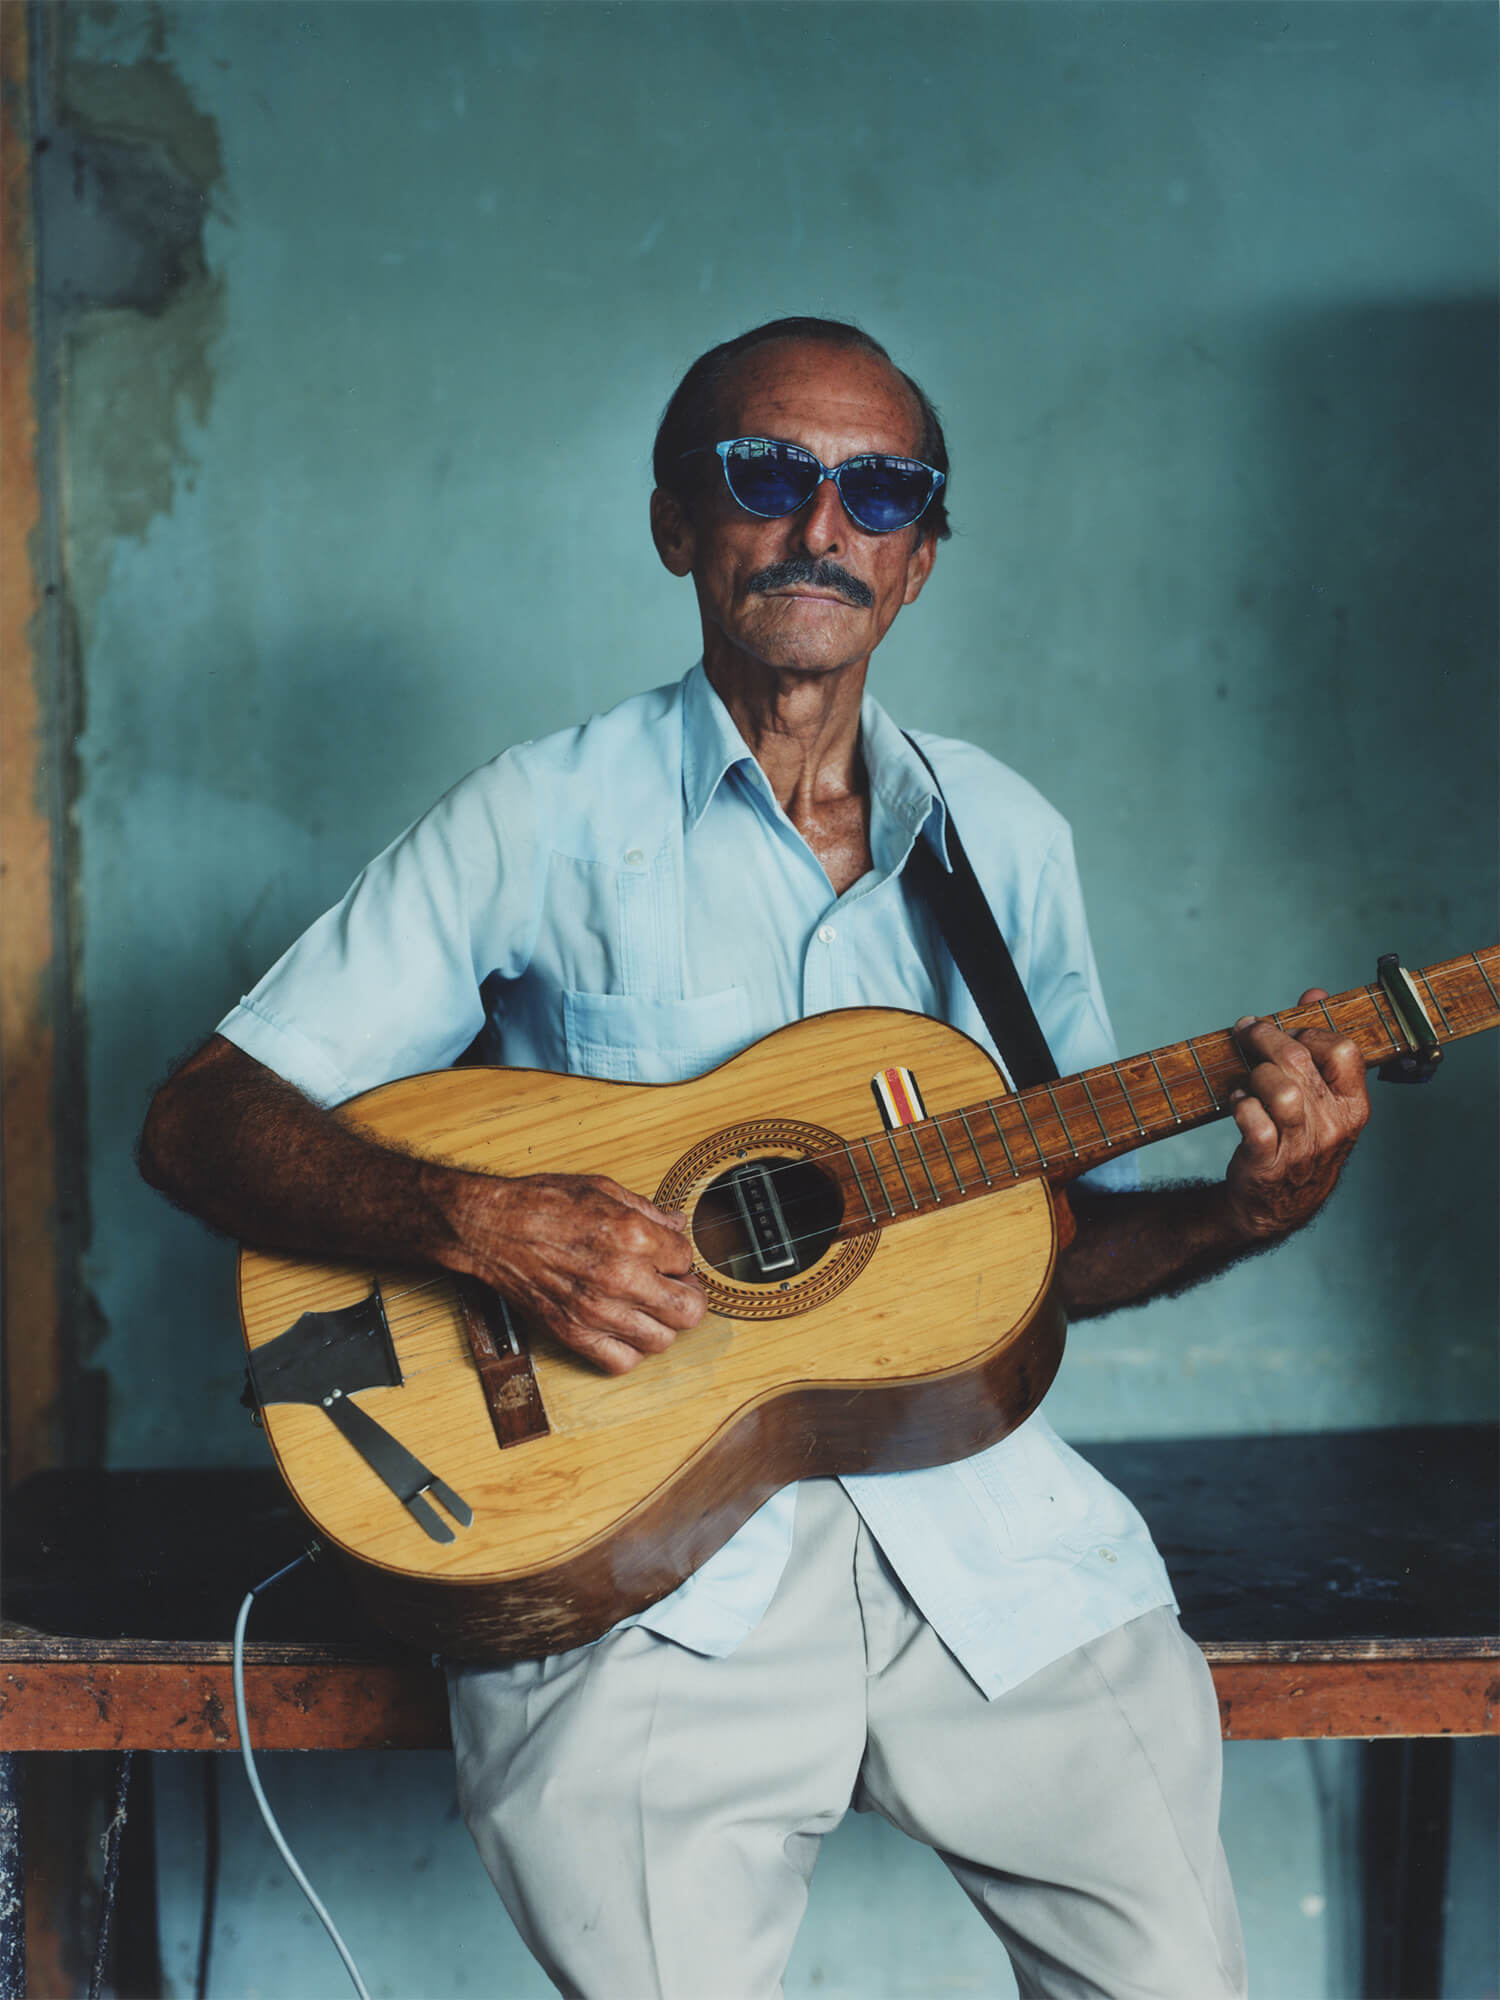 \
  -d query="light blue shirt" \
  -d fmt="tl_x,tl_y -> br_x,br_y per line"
220,665 -> 1175,1696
